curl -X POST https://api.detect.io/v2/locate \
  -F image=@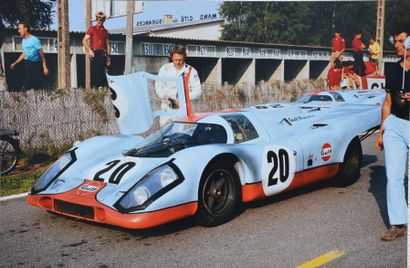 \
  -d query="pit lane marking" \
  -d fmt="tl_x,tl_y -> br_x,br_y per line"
296,250 -> 345,268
